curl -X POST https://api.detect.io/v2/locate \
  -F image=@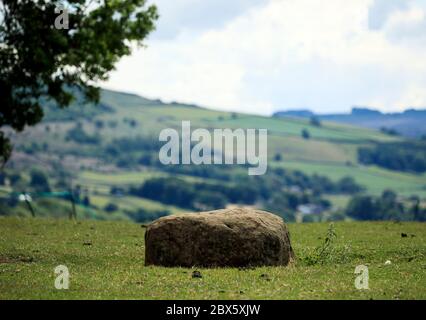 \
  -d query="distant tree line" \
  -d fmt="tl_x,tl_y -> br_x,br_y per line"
66,123 -> 100,144
127,167 -> 365,220
358,141 -> 426,173
129,177 -> 240,211
132,160 -> 364,196
346,190 -> 425,221
380,127 -> 399,136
